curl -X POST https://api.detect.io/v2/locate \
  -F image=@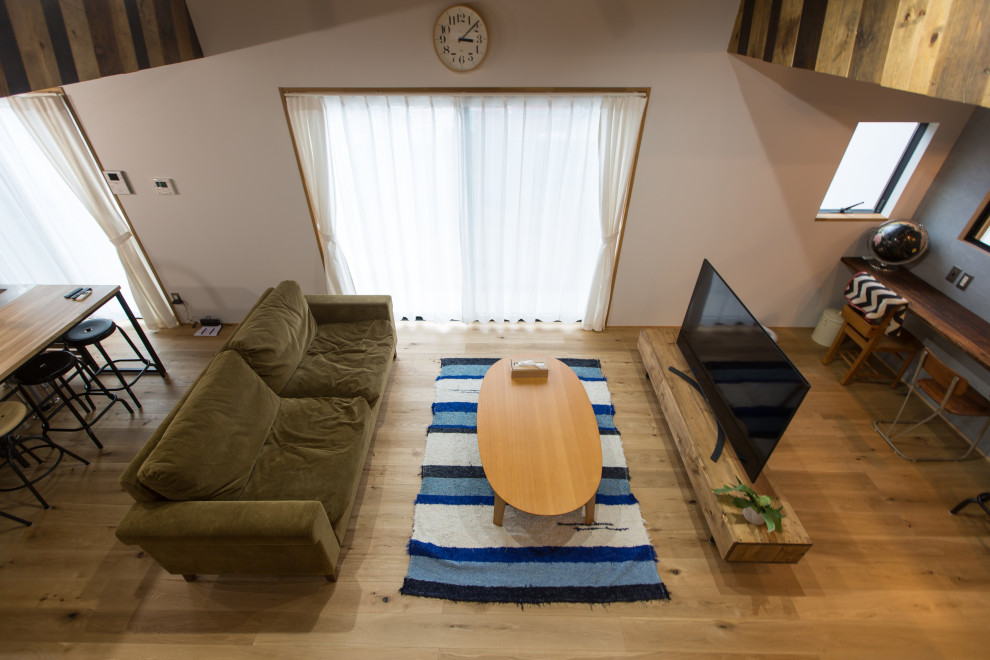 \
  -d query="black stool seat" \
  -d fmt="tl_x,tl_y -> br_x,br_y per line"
15,351 -> 77,385
64,318 -> 115,344
14,350 -> 133,450
63,317 -> 148,409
